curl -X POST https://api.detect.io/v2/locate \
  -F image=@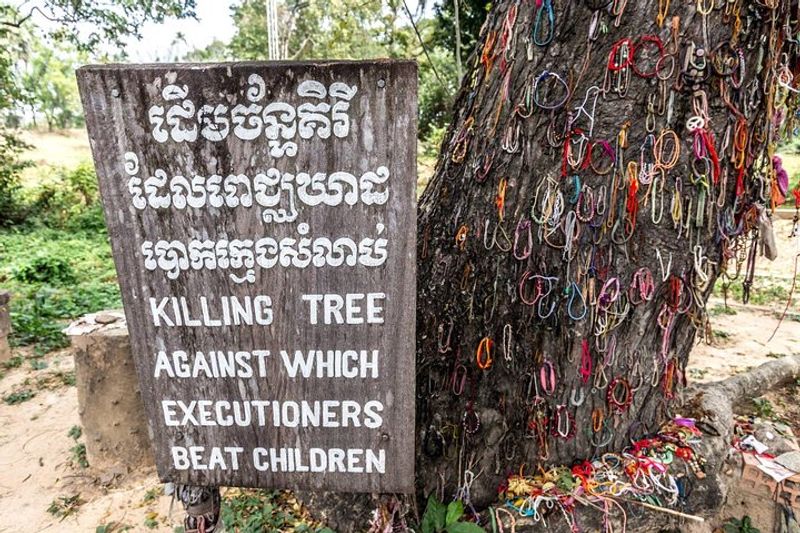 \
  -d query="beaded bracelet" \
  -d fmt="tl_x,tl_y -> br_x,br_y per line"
463,402 -> 481,434
576,184 -> 595,222
608,38 -> 634,71
551,404 -> 576,440
533,70 -> 570,110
